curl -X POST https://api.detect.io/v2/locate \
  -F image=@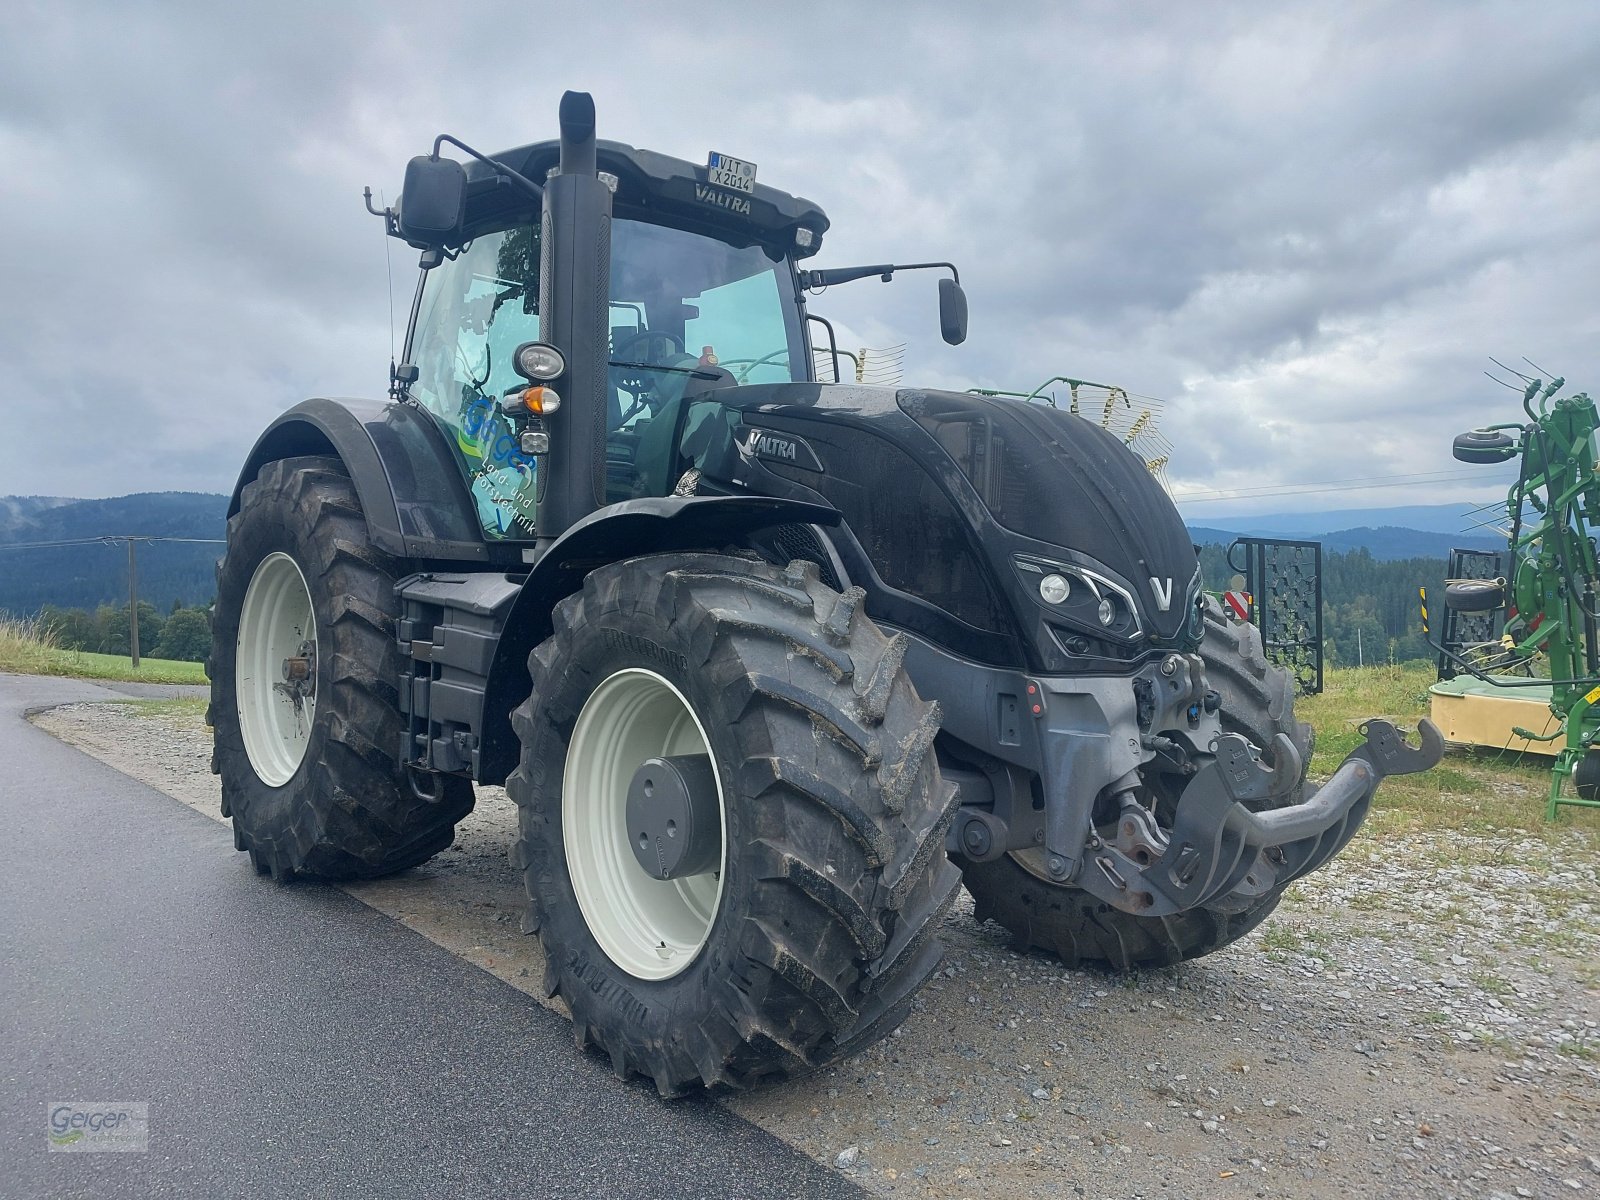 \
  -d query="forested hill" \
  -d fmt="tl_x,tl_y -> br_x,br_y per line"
0,493 -> 227,614
1187,524 -> 1502,561
1194,542 -> 1450,665
0,491 -> 1488,665
1185,514 -> 1504,663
